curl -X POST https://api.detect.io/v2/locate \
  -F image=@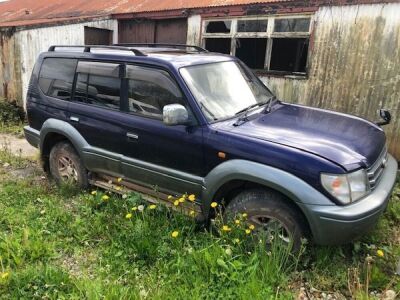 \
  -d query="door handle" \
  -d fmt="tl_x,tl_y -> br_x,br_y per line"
70,116 -> 80,122
127,132 -> 139,140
